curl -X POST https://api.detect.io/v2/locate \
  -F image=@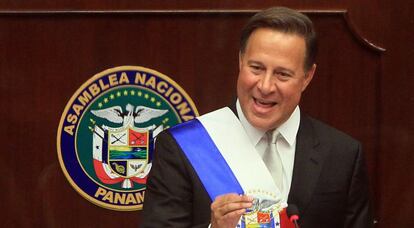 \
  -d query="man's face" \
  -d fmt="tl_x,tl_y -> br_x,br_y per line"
237,28 -> 316,130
